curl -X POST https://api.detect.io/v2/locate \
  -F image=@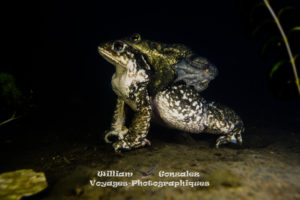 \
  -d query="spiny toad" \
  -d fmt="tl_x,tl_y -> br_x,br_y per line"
98,36 -> 244,152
